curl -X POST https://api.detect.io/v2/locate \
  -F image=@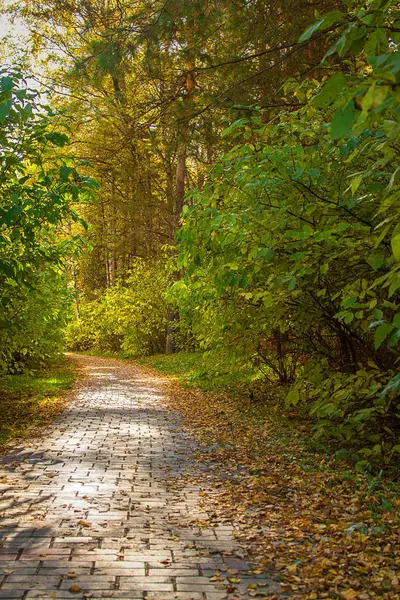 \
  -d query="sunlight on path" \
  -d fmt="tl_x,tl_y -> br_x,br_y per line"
0,355 -> 278,599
